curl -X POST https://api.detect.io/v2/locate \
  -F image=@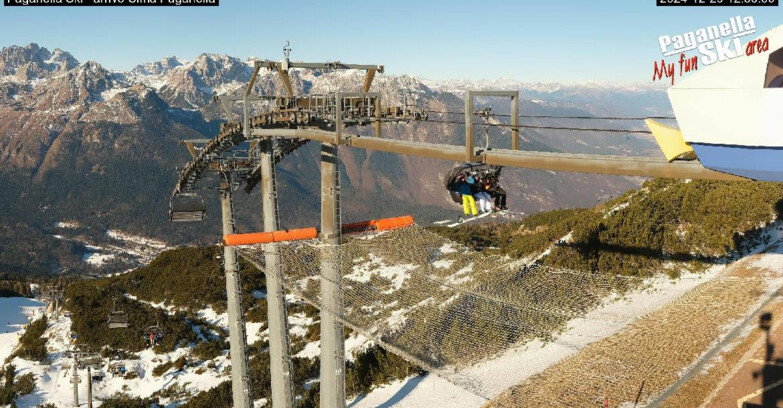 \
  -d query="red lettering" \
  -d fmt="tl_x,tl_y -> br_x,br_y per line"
746,40 -> 757,56
679,53 -> 686,76
653,60 -> 676,85
747,37 -> 770,56
685,55 -> 697,73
